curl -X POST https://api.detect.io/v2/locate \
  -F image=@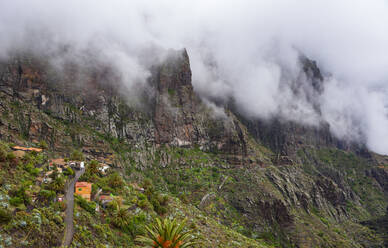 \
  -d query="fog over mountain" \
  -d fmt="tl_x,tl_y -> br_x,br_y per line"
1,0 -> 388,154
